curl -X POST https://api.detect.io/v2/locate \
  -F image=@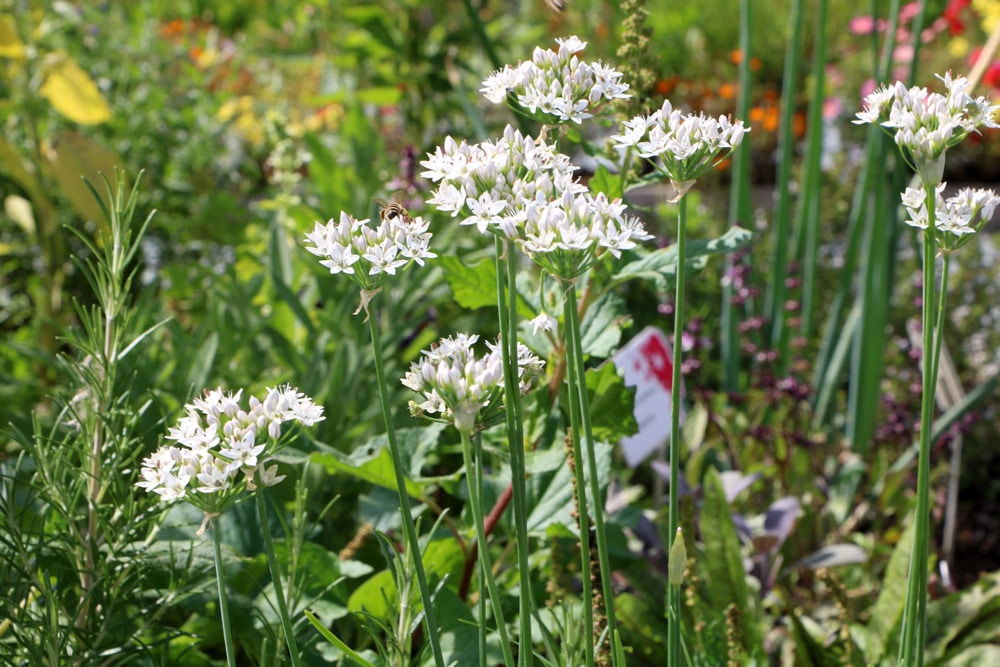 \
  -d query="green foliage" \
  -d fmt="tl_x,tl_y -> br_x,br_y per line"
4,1 -> 1000,665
